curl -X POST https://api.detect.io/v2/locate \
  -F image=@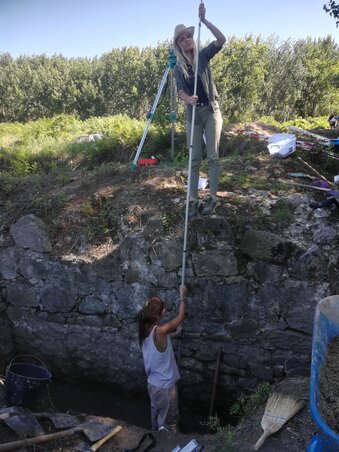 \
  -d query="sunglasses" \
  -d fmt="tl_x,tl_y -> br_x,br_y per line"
177,33 -> 193,44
